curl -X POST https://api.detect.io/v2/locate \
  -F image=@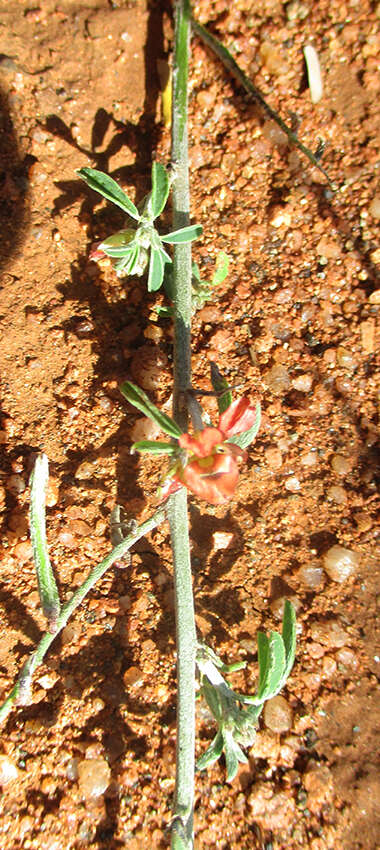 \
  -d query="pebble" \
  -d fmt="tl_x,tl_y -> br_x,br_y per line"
130,417 -> 162,443
316,237 -> 341,259
300,451 -> 317,467
264,696 -> 293,733
77,758 -> 111,799
303,762 -> 333,815
211,531 -> 234,550
323,545 -> 359,582
285,476 -> 301,492
130,345 -> 169,390
264,365 -> 291,394
297,563 -> 324,589
336,647 -> 358,672
331,454 -> 351,476
66,758 -> 79,781
7,474 -> 26,495
335,375 -> 351,394
368,196 -> 380,218
326,485 -> 347,504
292,374 -> 312,392
264,447 -> 283,469
0,754 -> 18,785
336,346 -> 356,370
123,666 -> 144,688
322,655 -> 337,678
310,620 -> 348,649
248,783 -> 296,831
